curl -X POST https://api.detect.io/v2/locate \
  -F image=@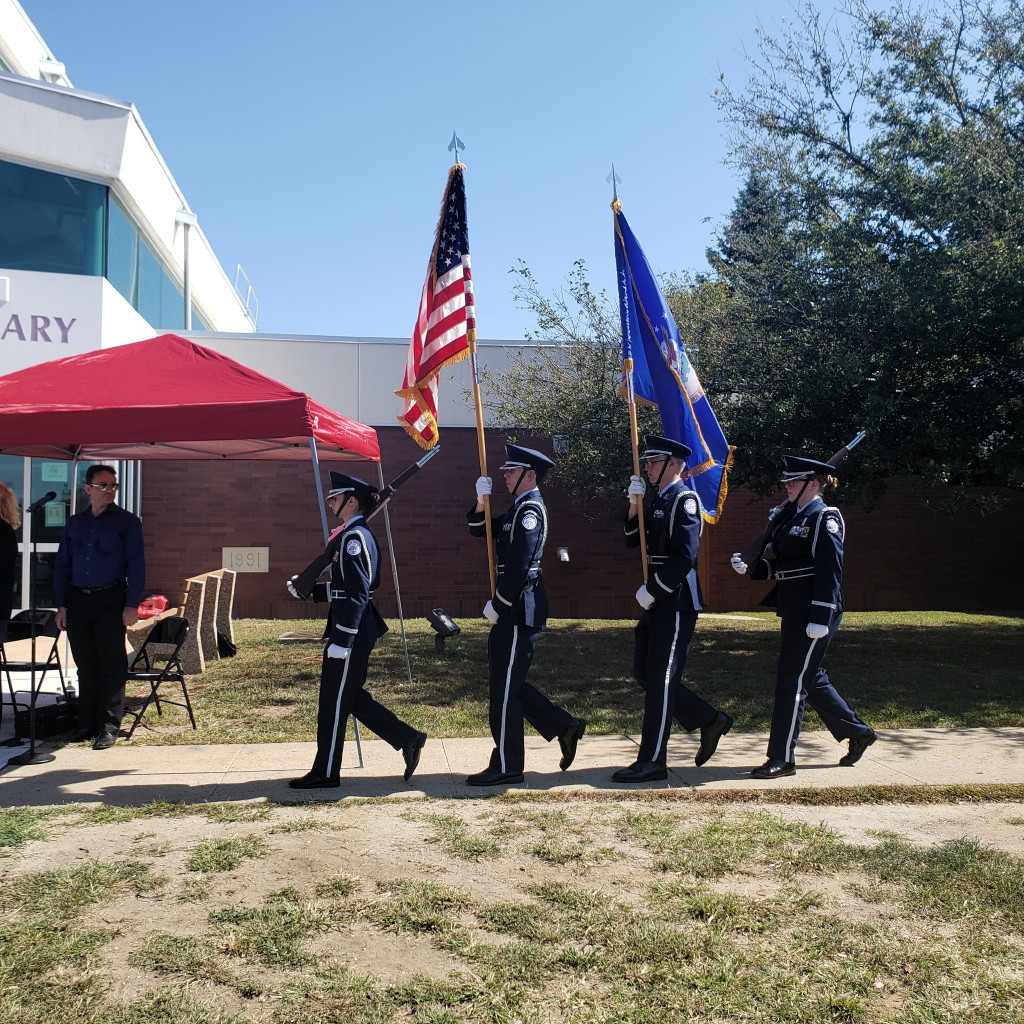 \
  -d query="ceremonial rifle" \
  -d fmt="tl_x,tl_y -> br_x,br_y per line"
738,430 -> 866,569
289,446 -> 441,599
